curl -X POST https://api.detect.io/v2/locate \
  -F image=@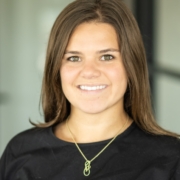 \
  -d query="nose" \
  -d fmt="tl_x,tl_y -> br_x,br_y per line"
80,60 -> 101,79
